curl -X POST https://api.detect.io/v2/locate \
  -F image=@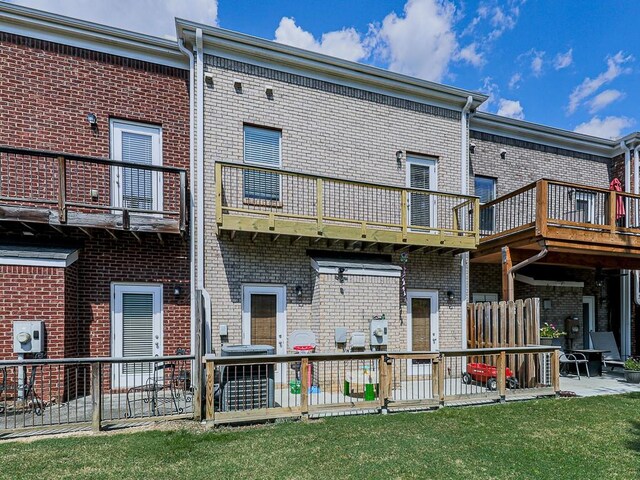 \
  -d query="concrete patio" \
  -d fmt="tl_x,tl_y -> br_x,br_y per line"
560,369 -> 640,397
